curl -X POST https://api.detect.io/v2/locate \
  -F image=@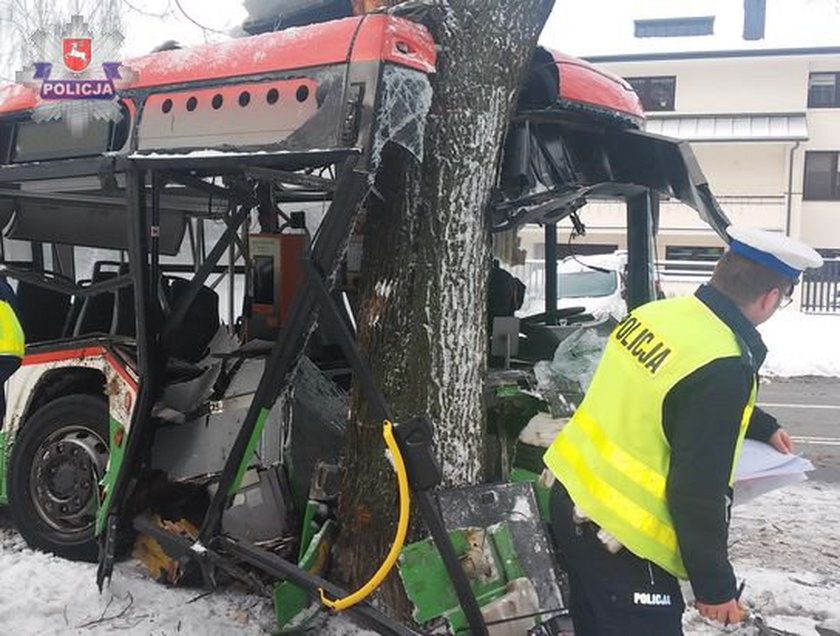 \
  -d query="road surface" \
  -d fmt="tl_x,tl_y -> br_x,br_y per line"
758,376 -> 840,483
